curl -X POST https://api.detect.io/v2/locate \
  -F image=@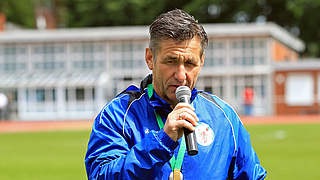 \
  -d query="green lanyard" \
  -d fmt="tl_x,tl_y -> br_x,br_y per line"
147,84 -> 186,172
